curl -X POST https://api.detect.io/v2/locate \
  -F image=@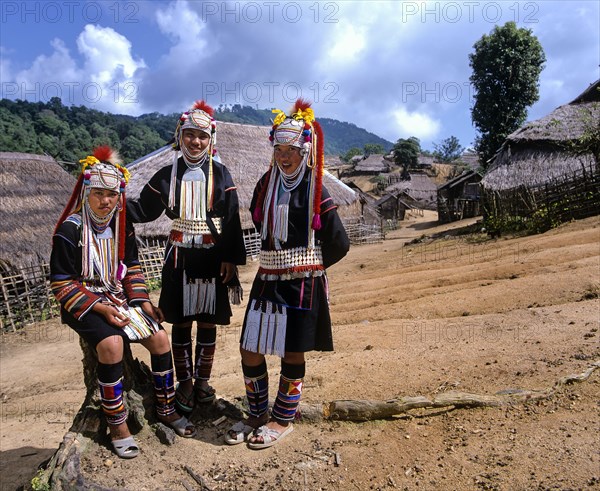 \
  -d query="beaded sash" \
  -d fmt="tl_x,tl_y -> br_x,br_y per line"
170,217 -> 222,248
258,246 -> 324,280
